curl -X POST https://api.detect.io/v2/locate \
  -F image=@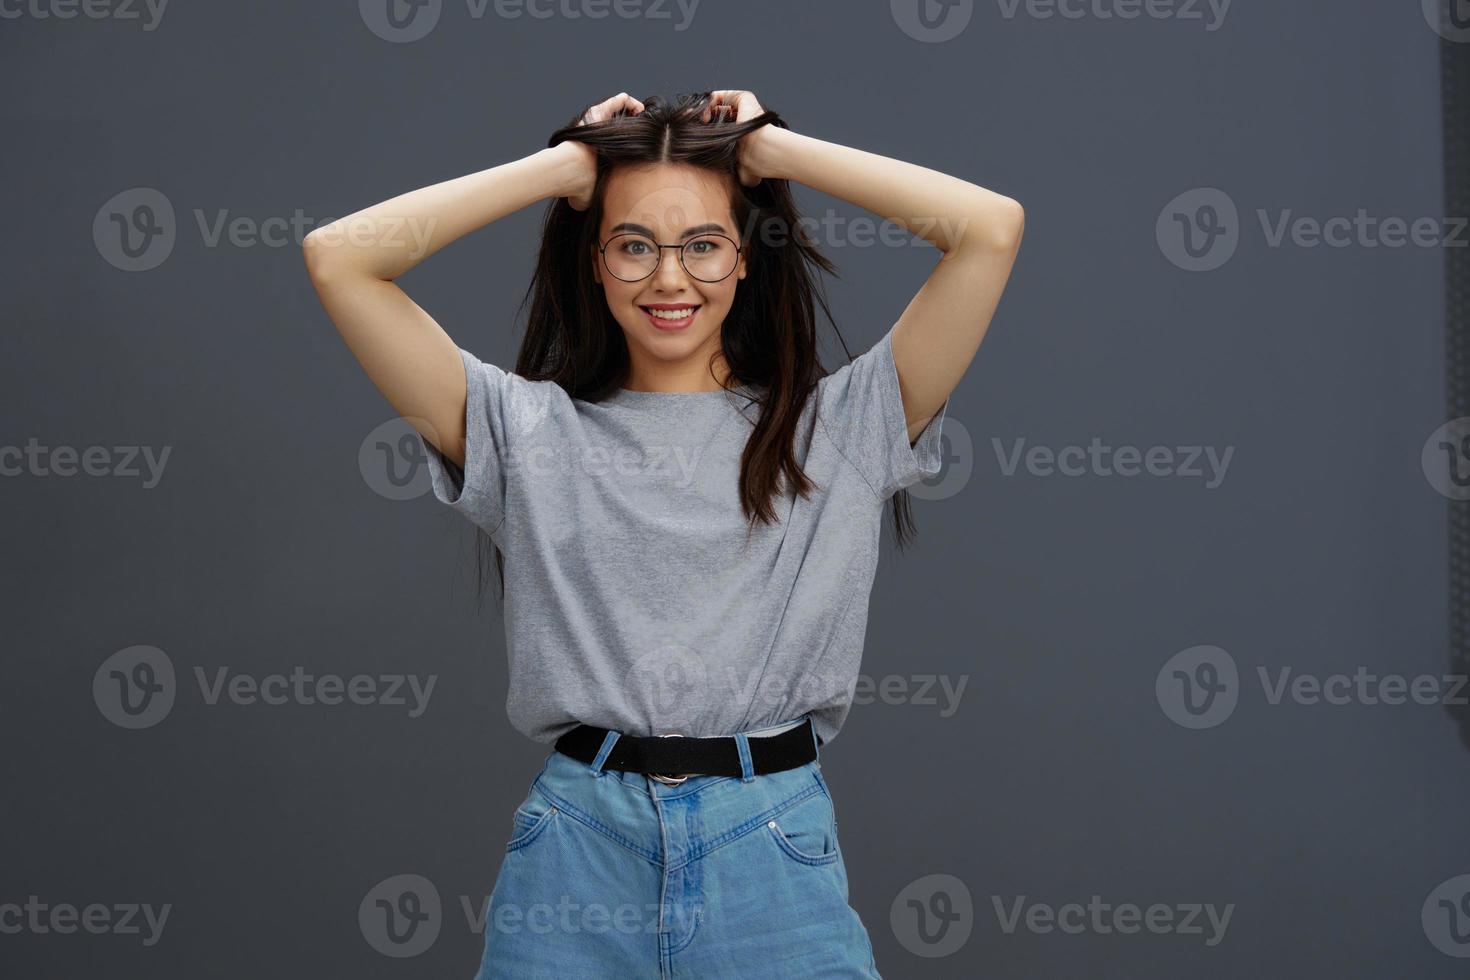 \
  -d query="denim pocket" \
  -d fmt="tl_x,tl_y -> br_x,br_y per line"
506,783 -> 558,852
766,790 -> 840,866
